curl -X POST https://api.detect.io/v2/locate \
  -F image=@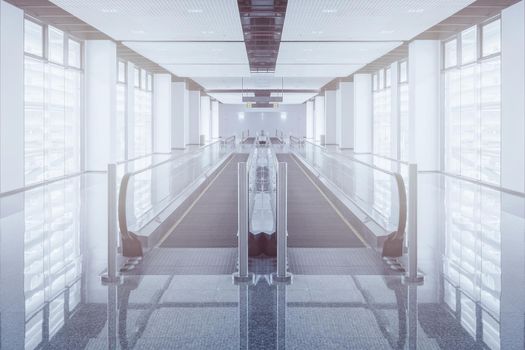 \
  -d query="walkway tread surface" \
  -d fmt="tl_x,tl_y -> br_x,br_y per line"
277,154 -> 365,248
160,154 -> 248,248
